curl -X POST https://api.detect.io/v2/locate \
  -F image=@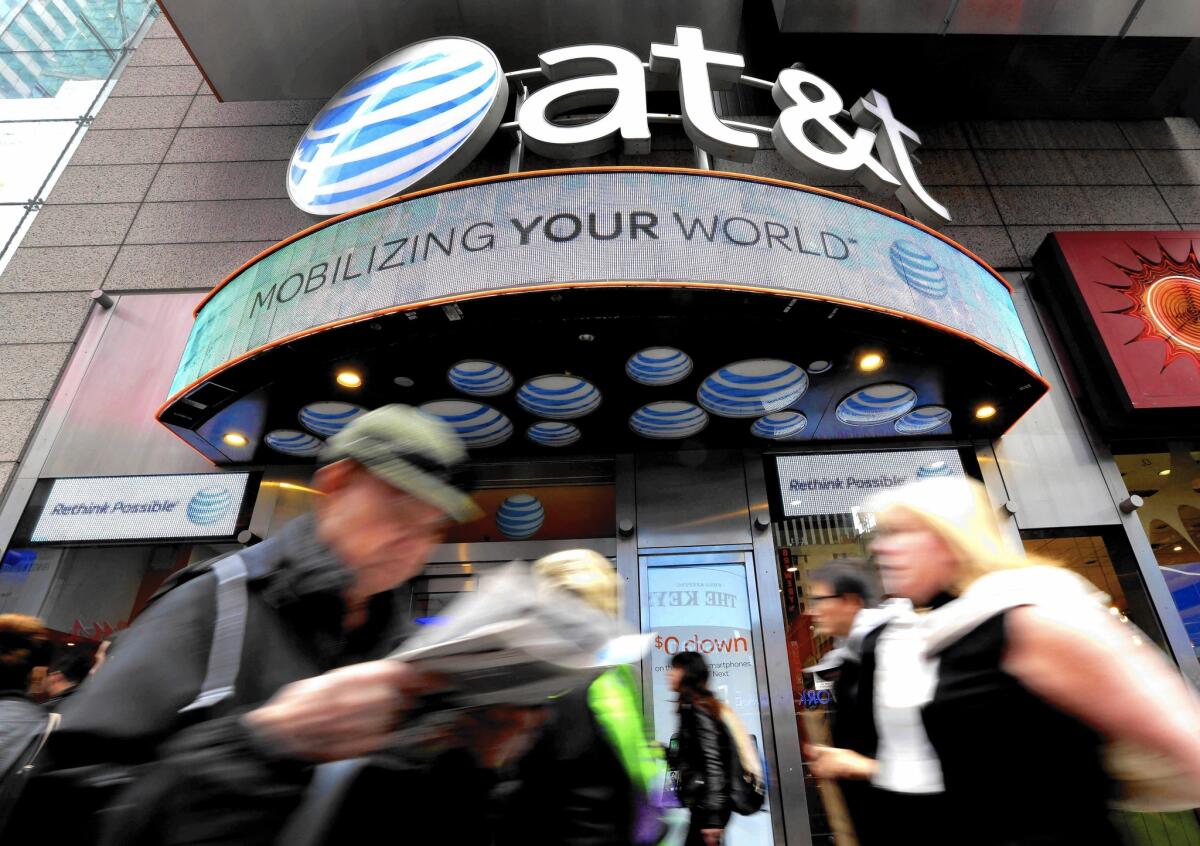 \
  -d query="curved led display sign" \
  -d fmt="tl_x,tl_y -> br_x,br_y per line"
167,168 -> 1038,407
